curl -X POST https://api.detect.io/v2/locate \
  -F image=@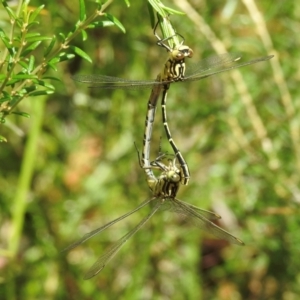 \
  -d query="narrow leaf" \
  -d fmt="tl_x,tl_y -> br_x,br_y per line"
0,29 -> 14,55
0,135 -> 7,142
88,20 -> 114,28
70,46 -> 92,63
148,0 -> 167,17
21,41 -> 42,56
44,35 -> 57,57
42,76 -> 61,82
58,32 -> 66,42
28,5 -> 45,23
17,61 -> 29,69
163,6 -> 185,15
29,90 -> 54,96
26,36 -> 52,43
81,30 -> 88,41
58,53 -> 75,62
11,111 -> 30,118
105,13 -> 126,33
78,0 -> 86,21
3,2 -> 17,20
28,55 -> 35,73
123,0 -> 130,7
48,57 -> 60,65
